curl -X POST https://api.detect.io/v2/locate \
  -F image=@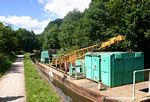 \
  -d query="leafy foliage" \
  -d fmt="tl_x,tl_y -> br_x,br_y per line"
40,0 -> 150,66
0,22 -> 39,74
